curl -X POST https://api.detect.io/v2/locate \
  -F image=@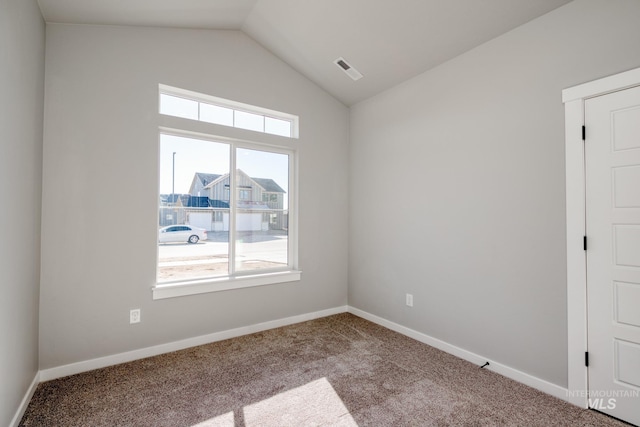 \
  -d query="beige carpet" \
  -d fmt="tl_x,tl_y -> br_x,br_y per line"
20,313 -> 627,426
